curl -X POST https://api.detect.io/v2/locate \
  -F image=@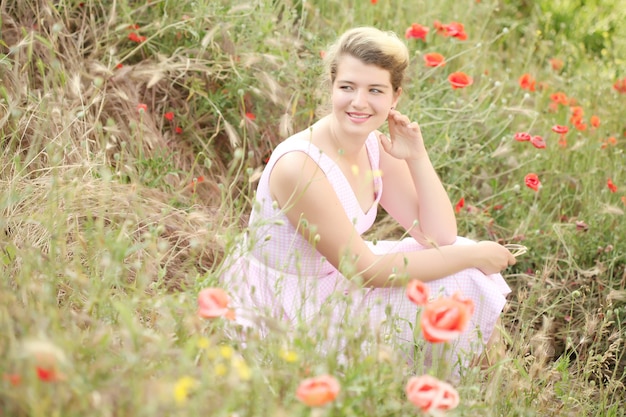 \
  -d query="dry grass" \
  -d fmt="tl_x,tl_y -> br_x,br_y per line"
1,0 -> 626,416
1,0 -> 239,289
